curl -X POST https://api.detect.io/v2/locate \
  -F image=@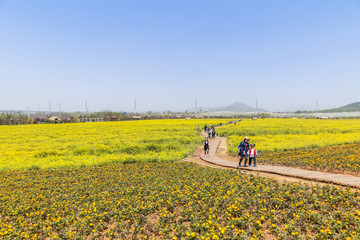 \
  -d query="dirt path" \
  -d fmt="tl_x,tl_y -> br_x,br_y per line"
183,134 -> 360,189
183,138 -> 331,187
